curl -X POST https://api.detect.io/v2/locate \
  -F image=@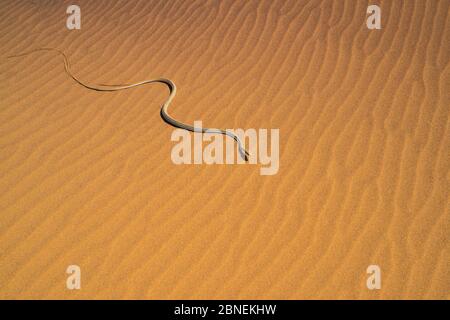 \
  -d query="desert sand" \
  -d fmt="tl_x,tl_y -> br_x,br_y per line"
0,0 -> 449,299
